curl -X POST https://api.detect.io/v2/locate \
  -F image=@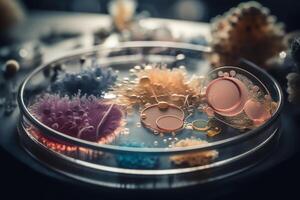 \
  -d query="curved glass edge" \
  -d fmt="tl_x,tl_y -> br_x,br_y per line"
17,41 -> 284,154
19,119 -> 279,175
